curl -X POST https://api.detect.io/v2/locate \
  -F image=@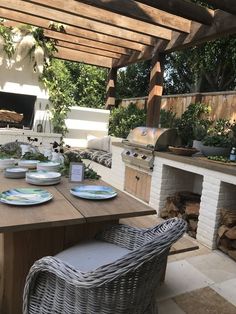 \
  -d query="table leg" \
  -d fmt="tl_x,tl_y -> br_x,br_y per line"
1,227 -> 65,314
0,220 -> 119,314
